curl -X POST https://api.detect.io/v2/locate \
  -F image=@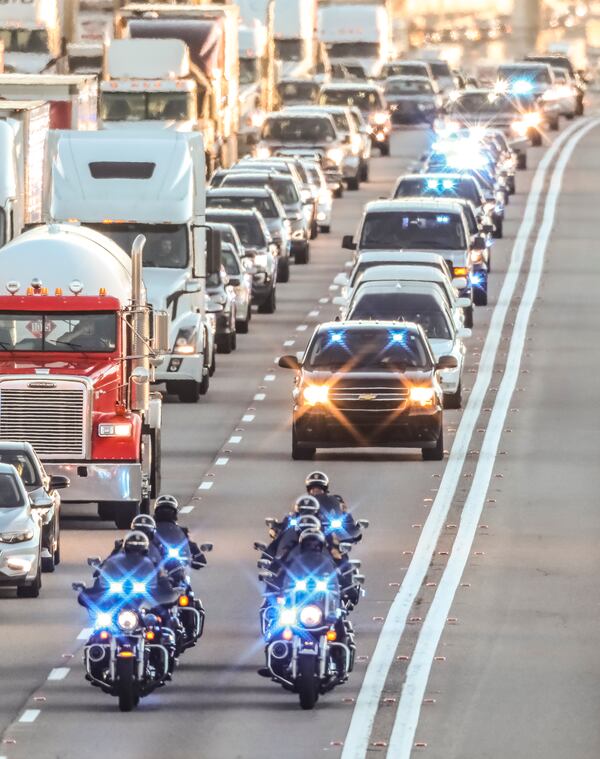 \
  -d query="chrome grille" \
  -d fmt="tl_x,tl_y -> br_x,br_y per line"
329,386 -> 409,412
0,380 -> 89,459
